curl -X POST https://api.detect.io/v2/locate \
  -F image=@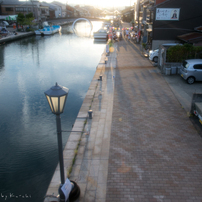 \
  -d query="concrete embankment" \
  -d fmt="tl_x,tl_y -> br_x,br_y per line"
44,42 -> 114,201
0,21 -> 73,44
0,31 -> 35,44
